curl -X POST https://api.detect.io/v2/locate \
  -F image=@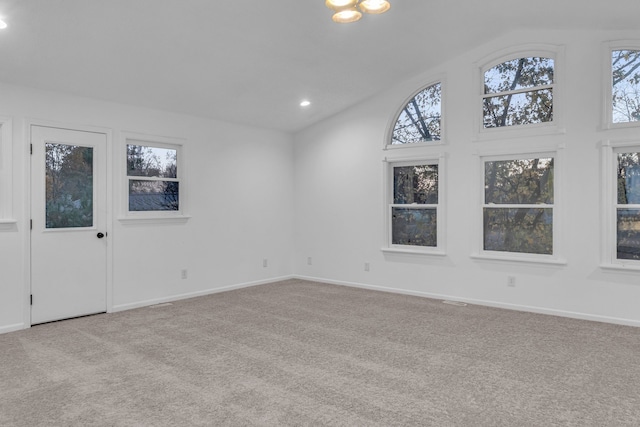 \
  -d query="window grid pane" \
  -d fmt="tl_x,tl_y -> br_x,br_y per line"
129,180 -> 179,212
485,158 -> 554,204
392,207 -> 437,247
483,208 -> 553,255
617,152 -> 640,204
482,57 -> 554,128
483,89 -> 553,128
393,164 -> 438,204
127,144 -> 177,178
612,50 -> 640,124
484,57 -> 554,94
391,83 -> 441,144
617,208 -> 640,260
